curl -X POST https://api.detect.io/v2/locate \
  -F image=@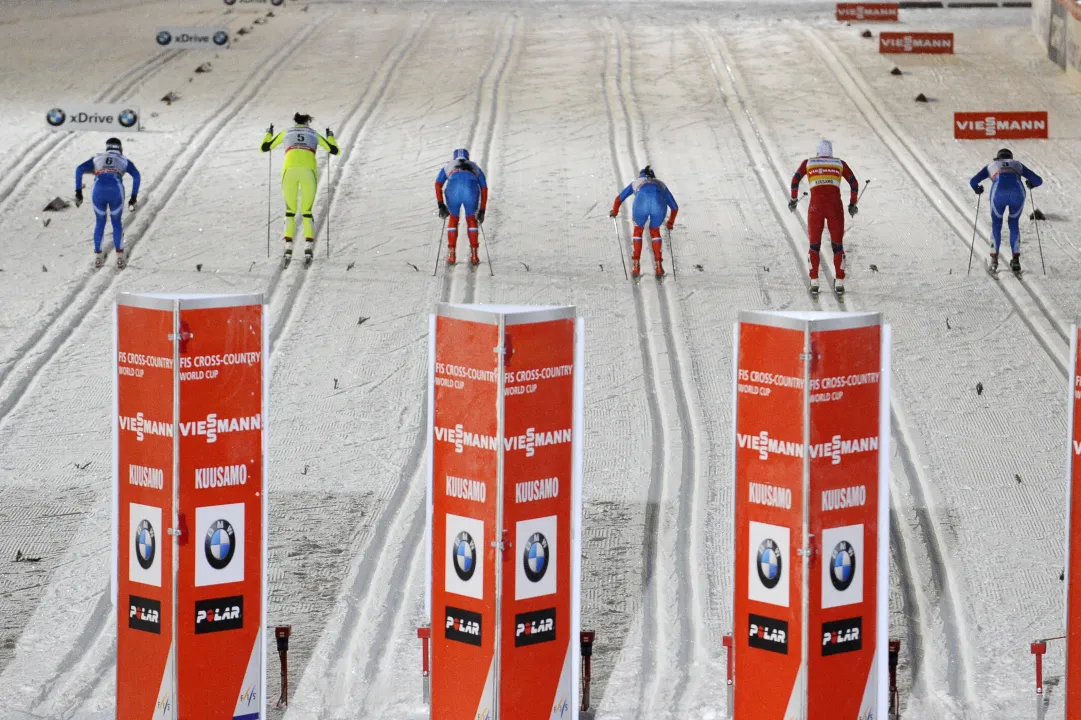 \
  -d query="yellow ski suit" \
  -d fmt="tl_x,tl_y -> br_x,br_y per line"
260,125 -> 339,240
